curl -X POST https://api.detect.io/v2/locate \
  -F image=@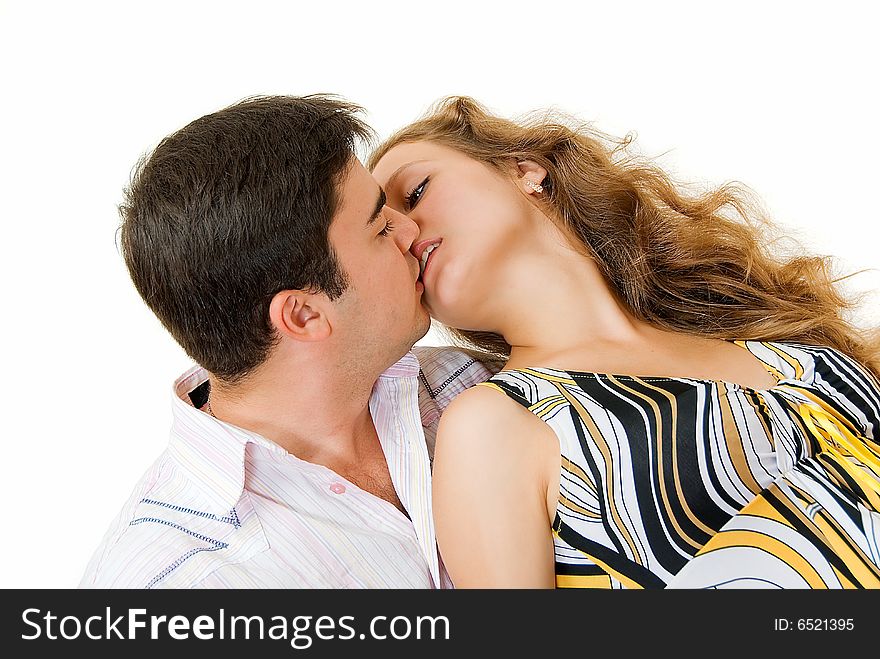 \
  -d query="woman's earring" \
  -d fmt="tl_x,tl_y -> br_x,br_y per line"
525,179 -> 544,194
